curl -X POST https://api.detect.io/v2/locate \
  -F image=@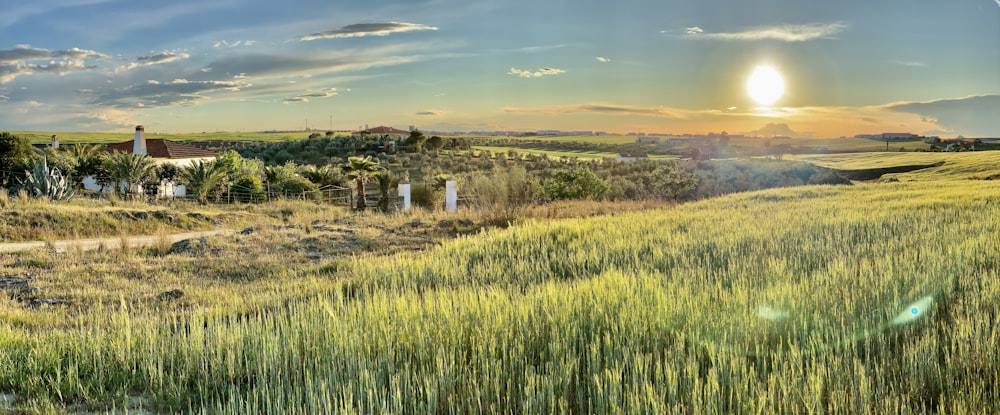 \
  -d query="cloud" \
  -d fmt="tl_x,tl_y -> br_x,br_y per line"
507,67 -> 566,78
684,22 -> 847,42
284,87 -> 338,103
503,103 -> 691,119
996,0 -> 1000,8
299,22 -> 438,41
891,60 -> 926,67
95,78 -> 247,108
884,94 -> 1000,137
213,40 -> 256,48
200,42 -> 441,80
0,45 -> 108,83
115,51 -> 191,72
416,110 -> 444,116
595,57 -> 610,62
519,45 -> 566,53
